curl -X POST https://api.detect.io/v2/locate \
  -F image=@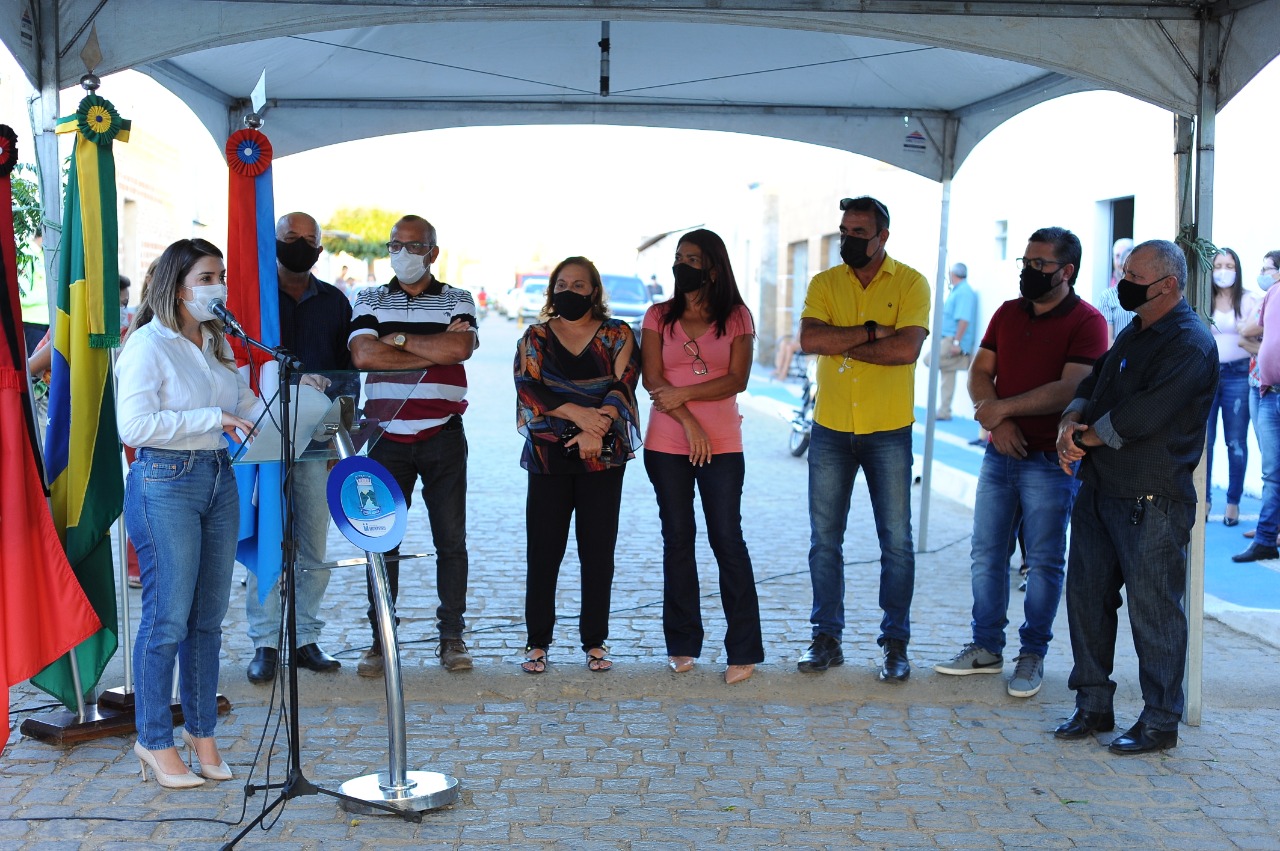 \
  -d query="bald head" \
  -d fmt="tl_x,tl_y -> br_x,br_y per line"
277,212 -> 320,243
